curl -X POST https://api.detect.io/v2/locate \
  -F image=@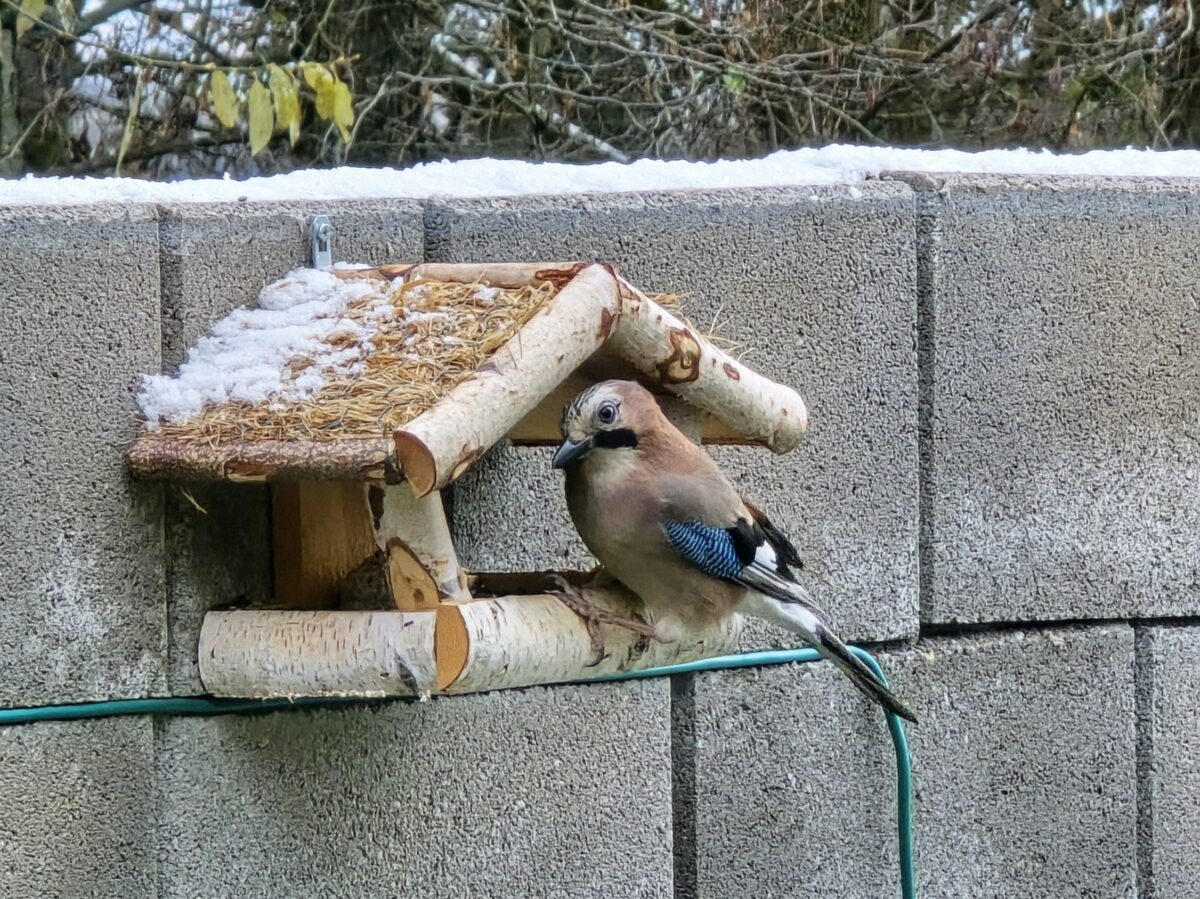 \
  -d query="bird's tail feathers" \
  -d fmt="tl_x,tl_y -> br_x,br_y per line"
737,565 -> 827,618
741,590 -> 919,724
